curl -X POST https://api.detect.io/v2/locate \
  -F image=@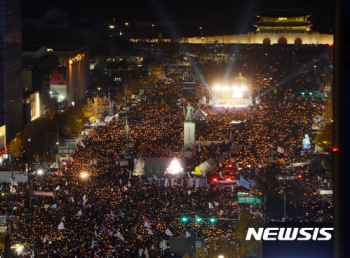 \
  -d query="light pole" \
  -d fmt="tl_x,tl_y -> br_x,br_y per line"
46,133 -> 56,166
282,186 -> 287,221
108,87 -> 118,116
199,27 -> 203,43
57,126 -> 65,179
81,172 -> 88,192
